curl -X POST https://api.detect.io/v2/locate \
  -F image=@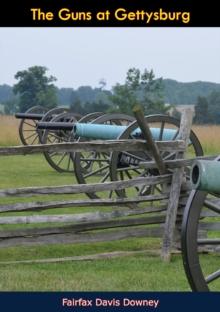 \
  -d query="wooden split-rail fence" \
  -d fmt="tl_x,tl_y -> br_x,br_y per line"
0,108 -> 195,263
